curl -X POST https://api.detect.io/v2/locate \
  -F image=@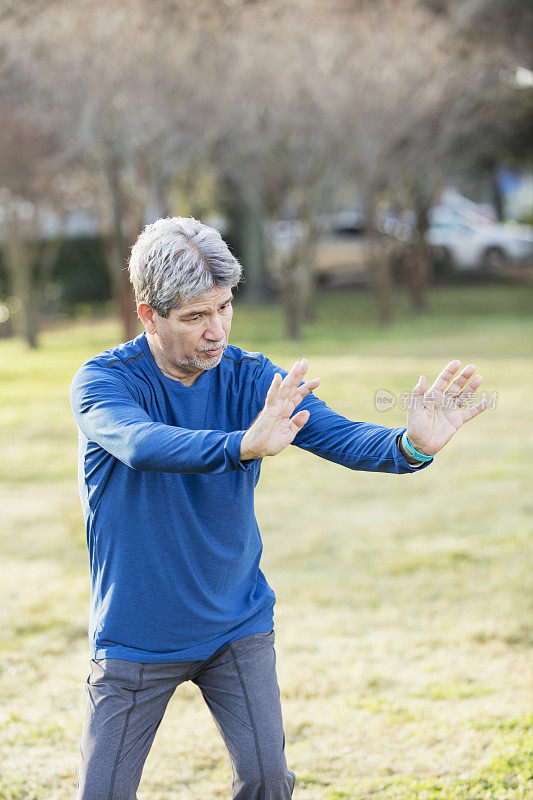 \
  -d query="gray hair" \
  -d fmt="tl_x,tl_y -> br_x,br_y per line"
128,217 -> 242,317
